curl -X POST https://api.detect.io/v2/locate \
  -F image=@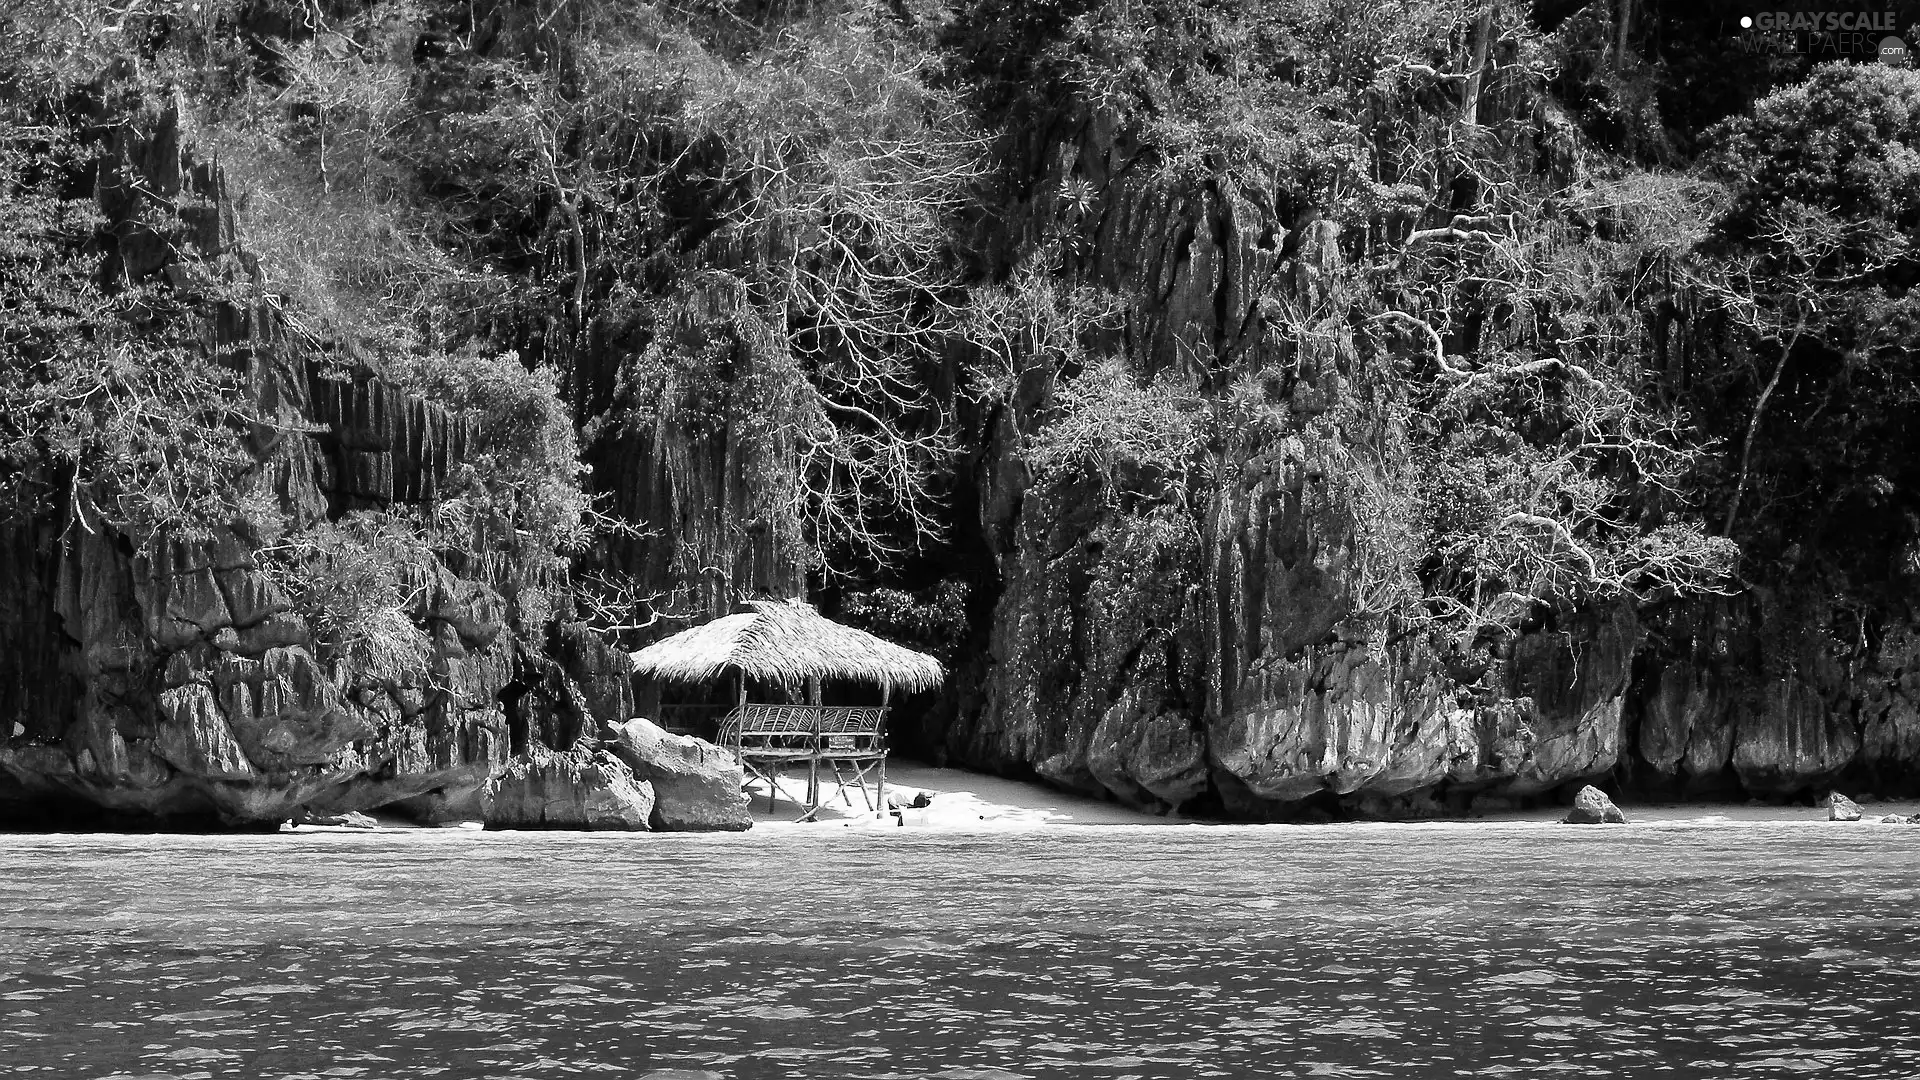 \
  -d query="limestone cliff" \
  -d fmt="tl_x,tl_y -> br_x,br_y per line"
944,124 -> 1645,813
936,70 -> 1920,815
1618,593 -> 1920,800
0,98 -> 626,827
